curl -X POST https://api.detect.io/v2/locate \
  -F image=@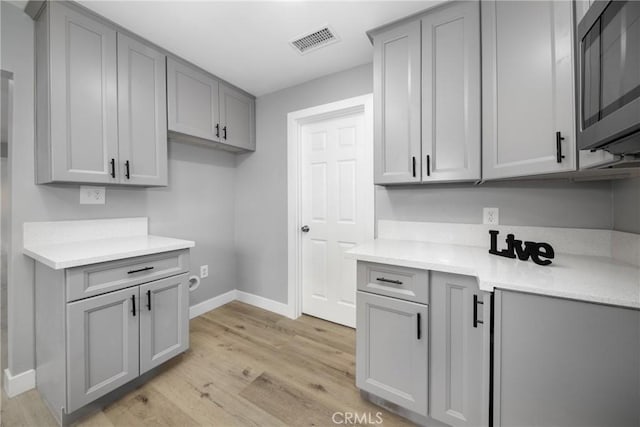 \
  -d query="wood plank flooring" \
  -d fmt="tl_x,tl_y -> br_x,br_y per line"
1,301 -> 414,427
